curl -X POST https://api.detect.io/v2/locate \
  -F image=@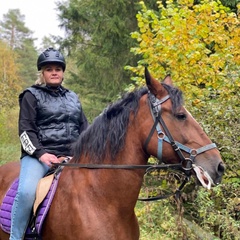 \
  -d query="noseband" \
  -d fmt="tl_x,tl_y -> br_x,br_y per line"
144,91 -> 217,175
